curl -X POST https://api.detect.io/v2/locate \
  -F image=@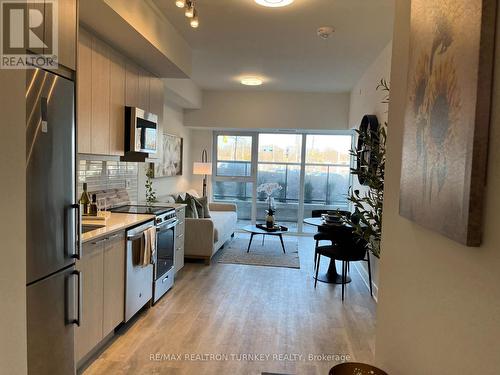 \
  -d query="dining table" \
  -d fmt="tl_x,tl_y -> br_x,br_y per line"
303,217 -> 353,285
